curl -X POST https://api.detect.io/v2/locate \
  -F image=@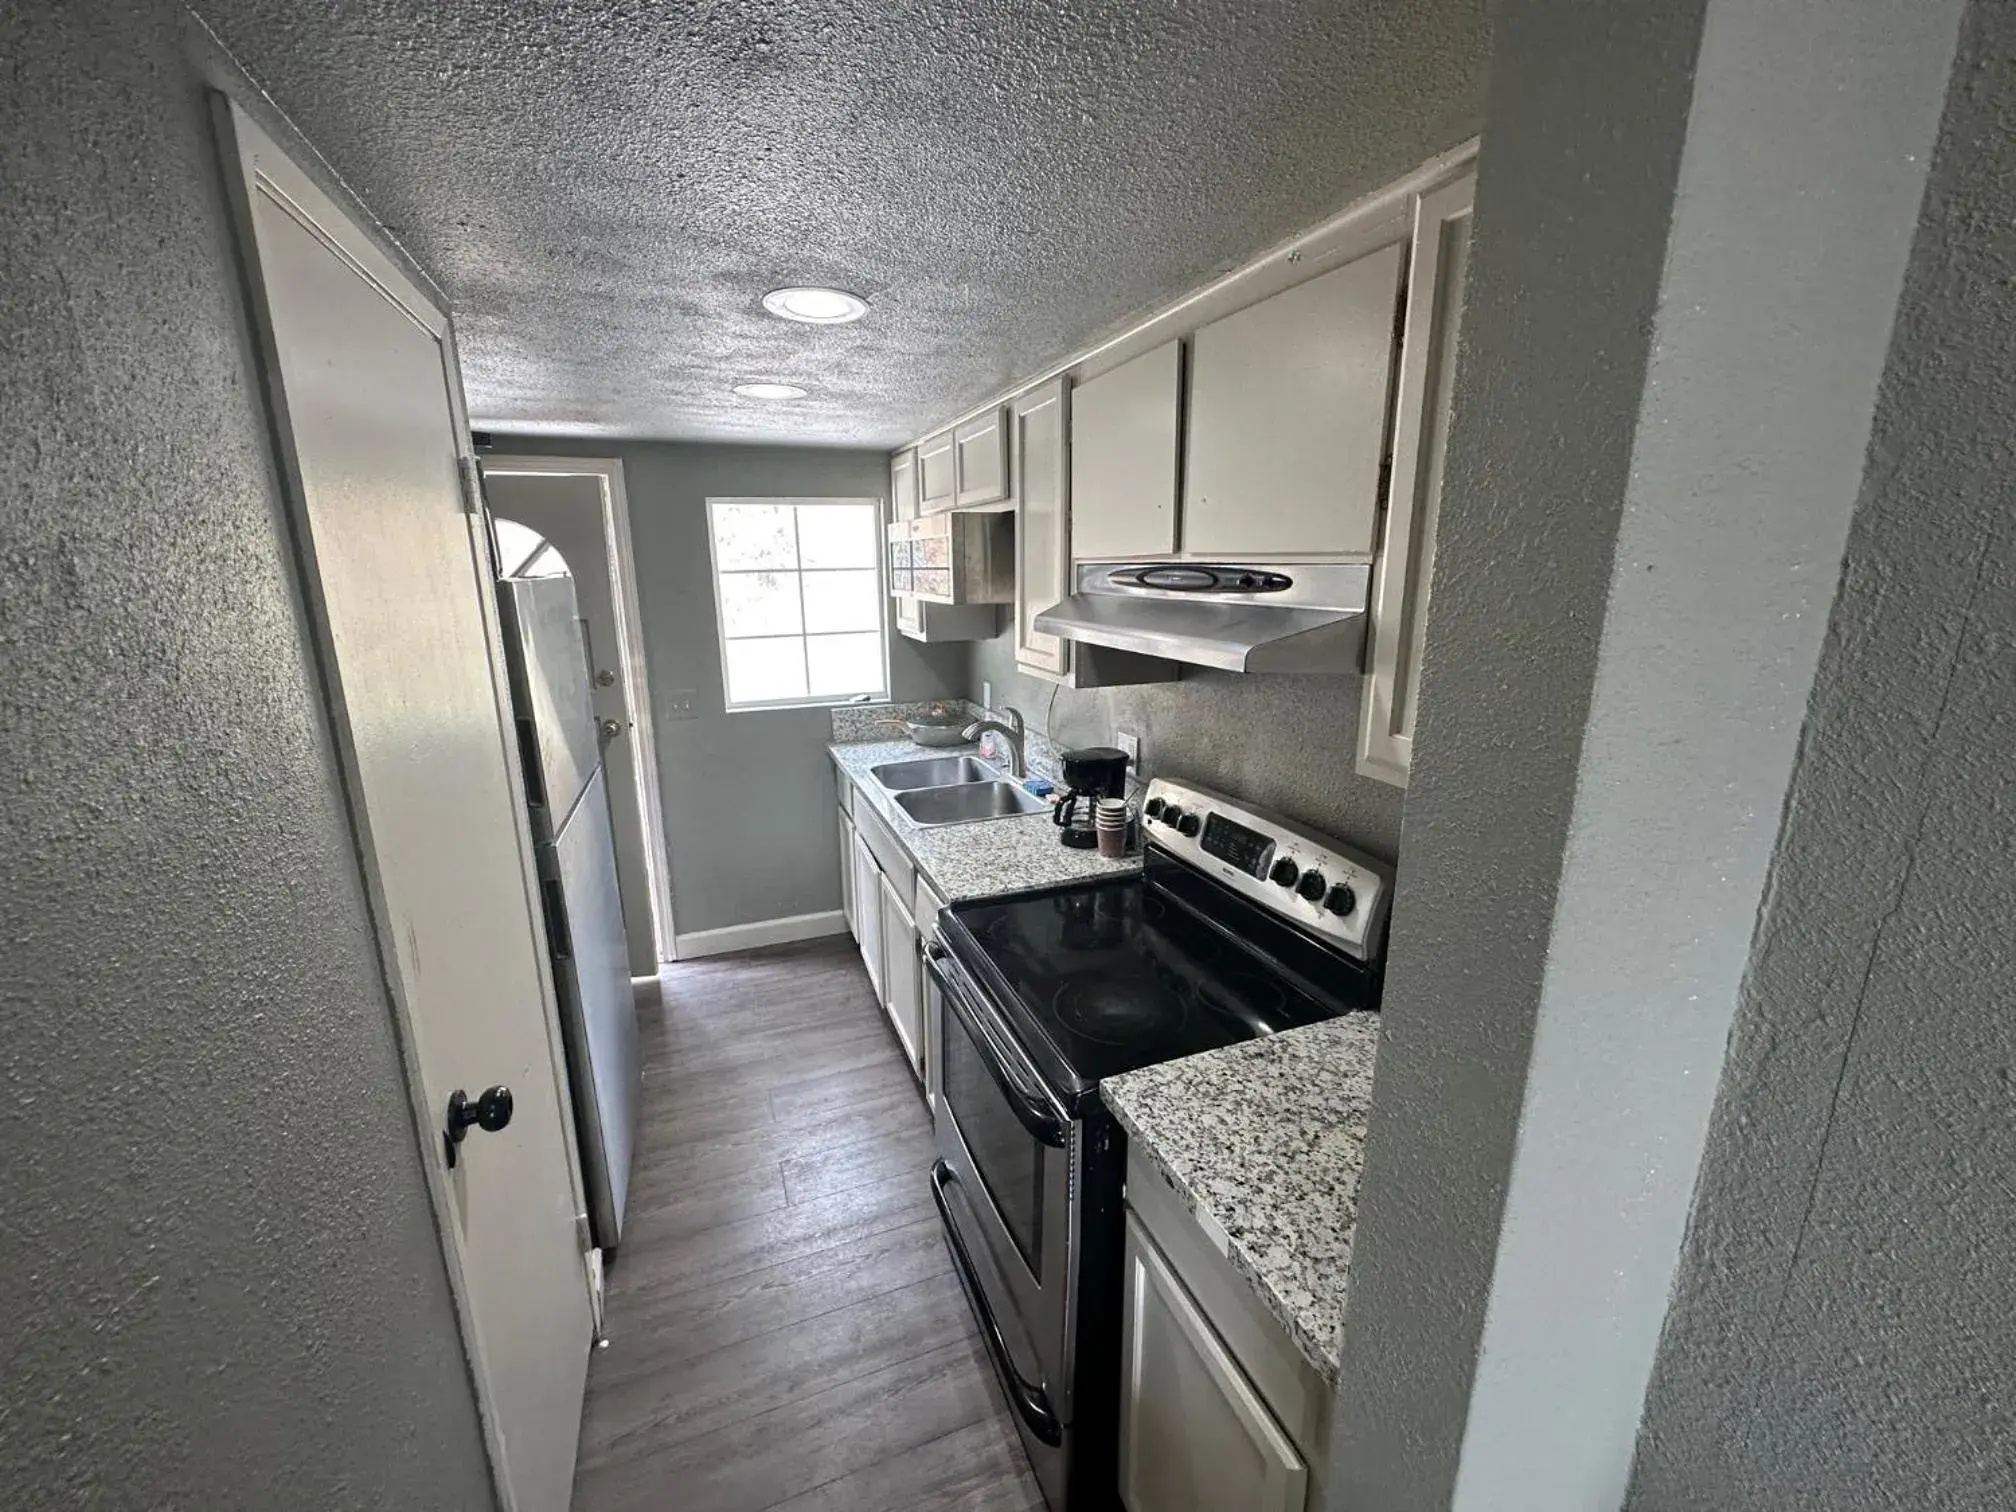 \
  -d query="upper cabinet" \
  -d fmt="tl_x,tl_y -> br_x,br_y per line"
953,405 -> 1010,508
1070,341 -> 1182,560
1357,171 -> 1475,787
917,430 -> 957,514
889,447 -> 918,524
1011,379 -> 1071,676
1185,241 -> 1406,558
